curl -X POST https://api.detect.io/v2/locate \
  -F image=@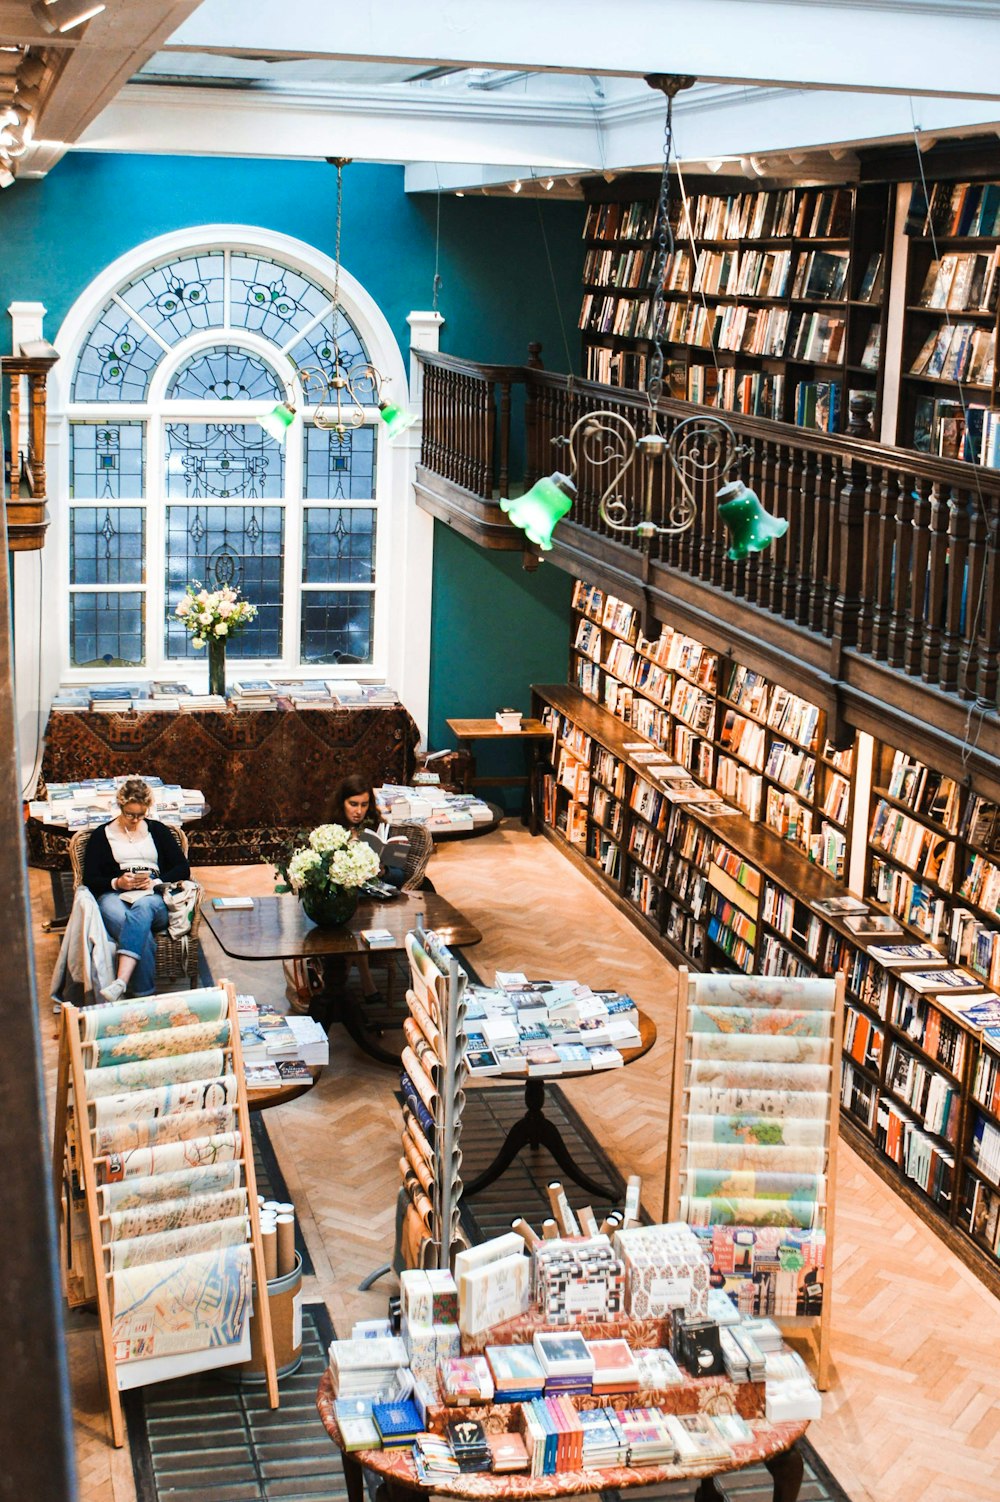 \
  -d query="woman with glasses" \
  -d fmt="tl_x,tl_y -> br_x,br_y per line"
83,776 -> 191,1001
